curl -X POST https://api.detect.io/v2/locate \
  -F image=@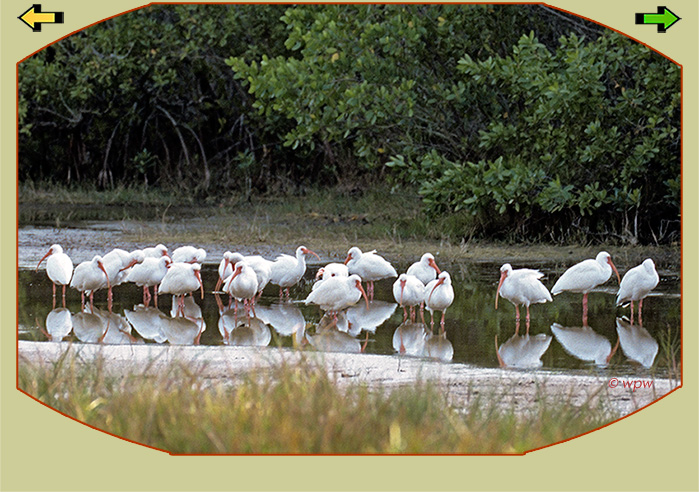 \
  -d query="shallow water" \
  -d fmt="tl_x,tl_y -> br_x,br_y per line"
19,260 -> 680,378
